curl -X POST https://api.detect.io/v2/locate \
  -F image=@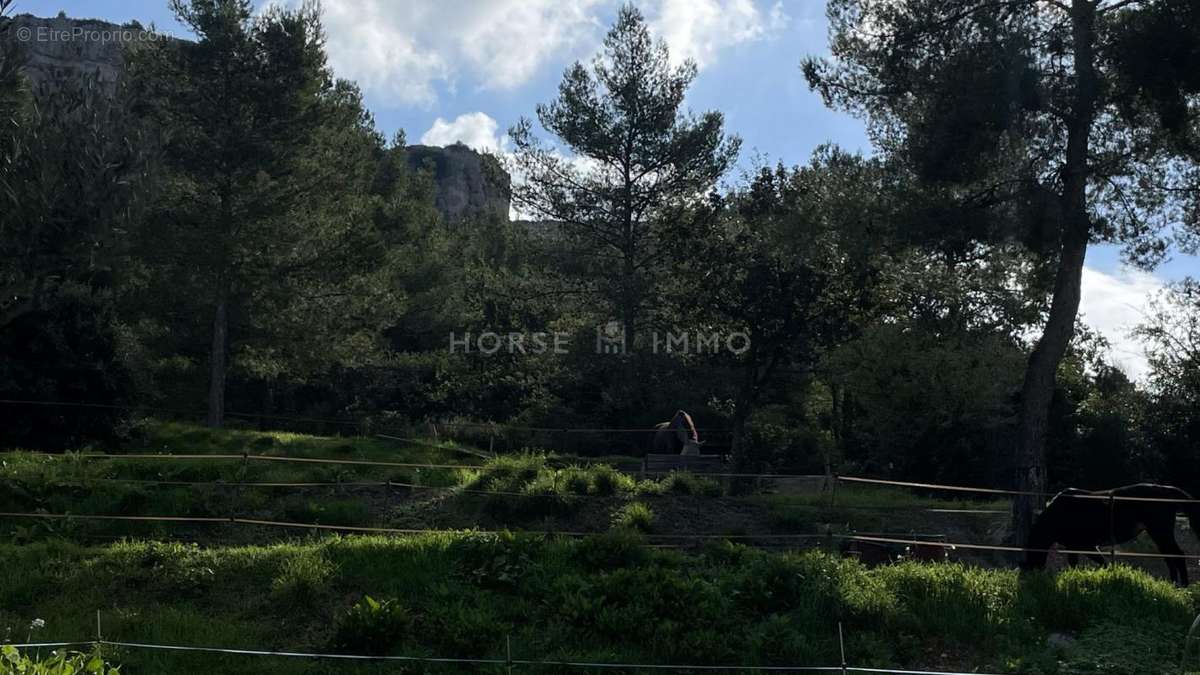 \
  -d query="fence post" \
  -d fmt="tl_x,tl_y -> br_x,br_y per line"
506,634 -> 513,675
95,609 -> 103,659
1109,492 -> 1117,566
838,621 -> 847,675
235,451 -> 249,512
